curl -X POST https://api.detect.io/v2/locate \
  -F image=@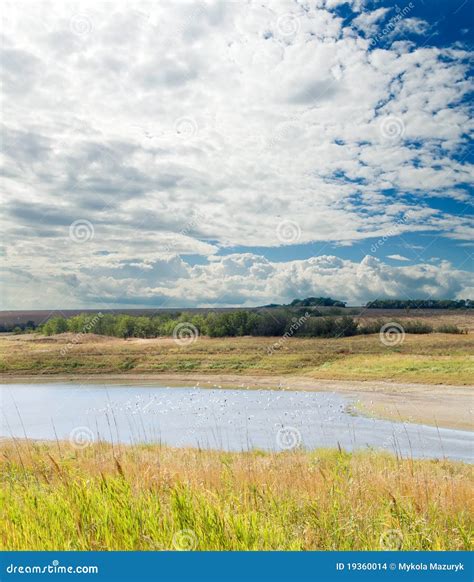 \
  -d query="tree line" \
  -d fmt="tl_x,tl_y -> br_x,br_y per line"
366,299 -> 472,310
263,296 -> 346,308
37,310 -> 462,339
